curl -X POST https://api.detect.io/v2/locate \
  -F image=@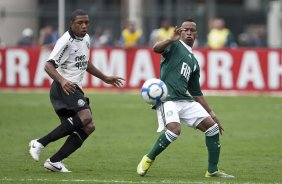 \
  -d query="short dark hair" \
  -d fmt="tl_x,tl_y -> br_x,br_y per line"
71,9 -> 88,21
184,18 -> 196,23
